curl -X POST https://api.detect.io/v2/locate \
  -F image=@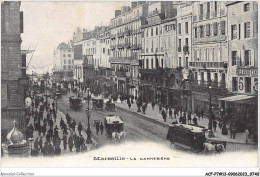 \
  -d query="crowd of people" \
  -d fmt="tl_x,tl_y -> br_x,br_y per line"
25,94 -> 96,157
